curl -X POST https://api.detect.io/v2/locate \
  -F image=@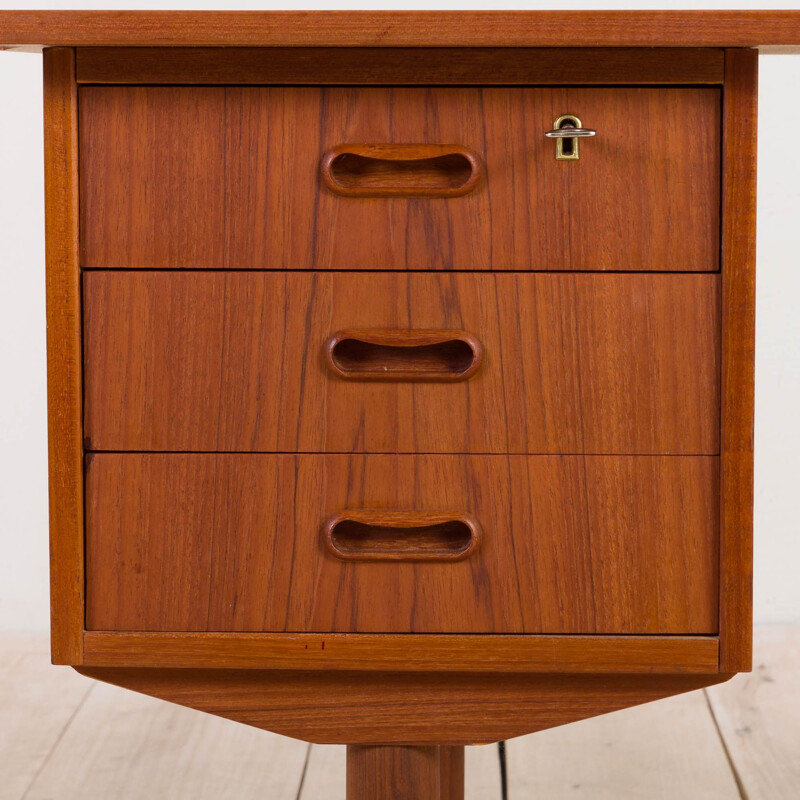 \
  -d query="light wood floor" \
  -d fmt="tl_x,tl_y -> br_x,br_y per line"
1,626 -> 798,799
